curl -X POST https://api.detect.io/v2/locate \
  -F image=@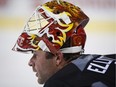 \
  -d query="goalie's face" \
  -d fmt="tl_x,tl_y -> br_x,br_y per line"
28,50 -> 58,84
